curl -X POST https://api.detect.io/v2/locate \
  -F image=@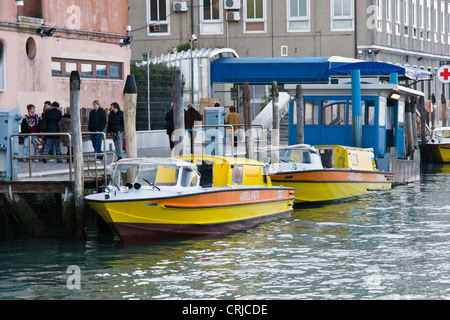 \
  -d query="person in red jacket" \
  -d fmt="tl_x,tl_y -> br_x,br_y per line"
21,104 -> 41,161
